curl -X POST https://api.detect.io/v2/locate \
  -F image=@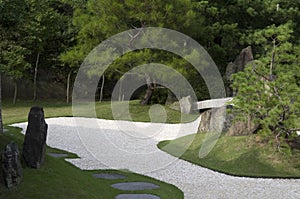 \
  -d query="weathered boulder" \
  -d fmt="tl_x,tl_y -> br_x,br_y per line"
165,92 -> 177,106
179,96 -> 193,114
22,106 -> 48,169
2,142 -> 23,189
226,117 -> 259,136
197,106 -> 259,136
168,101 -> 180,111
198,107 -> 229,133
198,110 -> 211,132
224,46 -> 254,97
